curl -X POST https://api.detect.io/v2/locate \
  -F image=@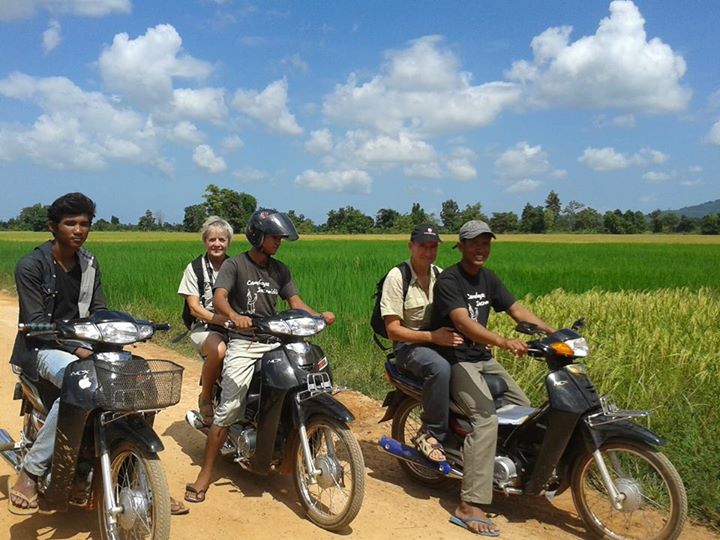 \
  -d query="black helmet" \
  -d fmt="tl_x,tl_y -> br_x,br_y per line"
245,208 -> 299,248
